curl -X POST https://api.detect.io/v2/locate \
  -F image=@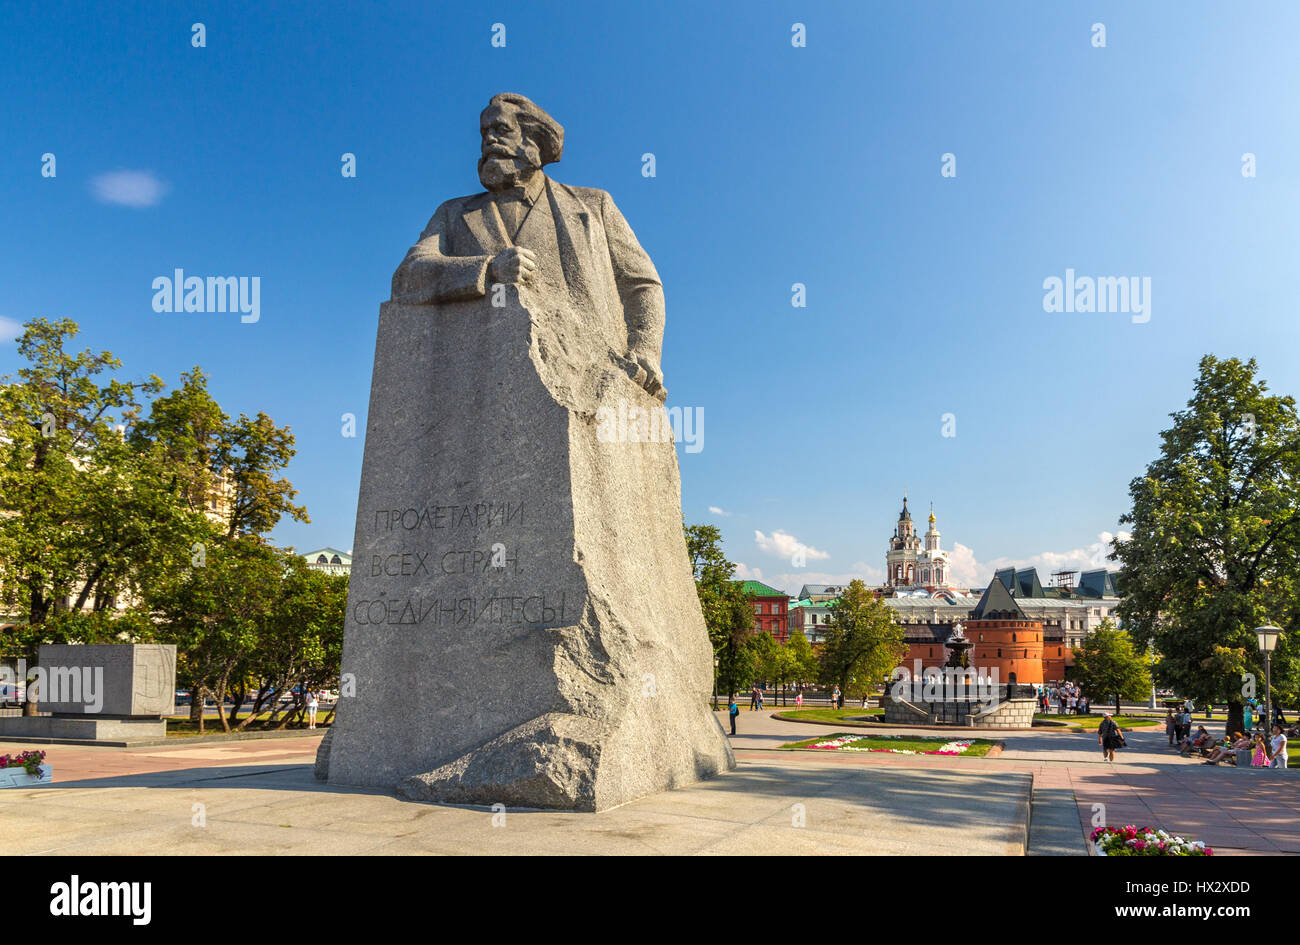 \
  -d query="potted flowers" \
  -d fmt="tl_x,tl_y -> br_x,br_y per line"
1090,825 -> 1212,856
0,750 -> 52,788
